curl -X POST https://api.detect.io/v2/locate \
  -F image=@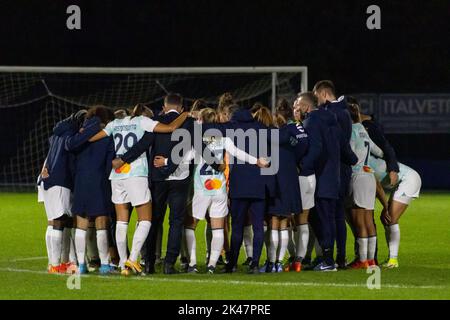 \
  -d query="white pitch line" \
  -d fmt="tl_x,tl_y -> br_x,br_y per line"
0,267 -> 445,290
12,256 -> 48,262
